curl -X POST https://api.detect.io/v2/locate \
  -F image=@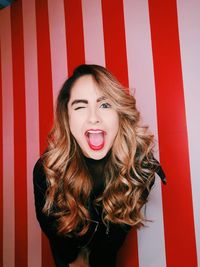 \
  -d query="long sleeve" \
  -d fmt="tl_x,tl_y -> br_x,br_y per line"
33,158 -> 79,264
142,155 -> 167,199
